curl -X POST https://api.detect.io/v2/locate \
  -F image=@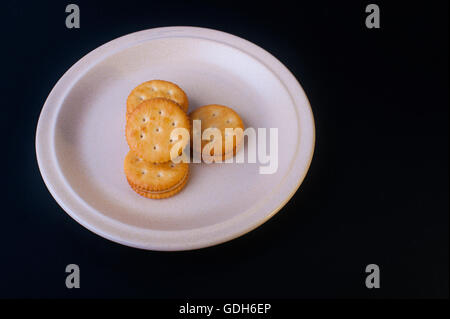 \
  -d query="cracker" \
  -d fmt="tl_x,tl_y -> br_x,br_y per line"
189,104 -> 244,160
124,150 -> 189,192
126,98 -> 190,163
127,170 -> 189,199
127,80 -> 189,115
